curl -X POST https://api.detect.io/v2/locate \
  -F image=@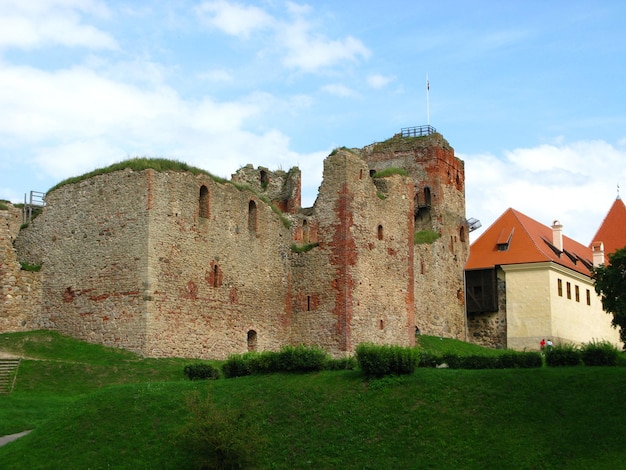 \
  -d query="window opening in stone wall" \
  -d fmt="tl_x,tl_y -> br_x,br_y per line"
199,185 -> 209,218
307,295 -> 311,311
247,330 -> 257,351
420,259 -> 425,275
303,219 -> 309,243
377,224 -> 383,240
557,279 -> 563,296
459,226 -> 466,243
248,200 -> 257,232
260,170 -> 269,190
566,282 -> 571,299
359,169 -> 363,179
586,289 -> 591,306
575,285 -> 580,302
379,319 -> 384,330
369,169 -> 376,177
213,264 -> 220,288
